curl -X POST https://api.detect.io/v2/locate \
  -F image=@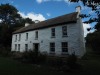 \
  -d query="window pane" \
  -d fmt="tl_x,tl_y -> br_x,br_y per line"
62,26 -> 67,36
62,42 -> 68,52
25,44 -> 28,51
26,33 -> 28,40
18,44 -> 20,51
35,31 -> 38,39
50,48 -> 55,52
51,28 -> 55,37
50,43 -> 55,52
19,34 -> 21,41
15,35 -> 17,41
15,44 -> 17,50
62,48 -> 68,52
